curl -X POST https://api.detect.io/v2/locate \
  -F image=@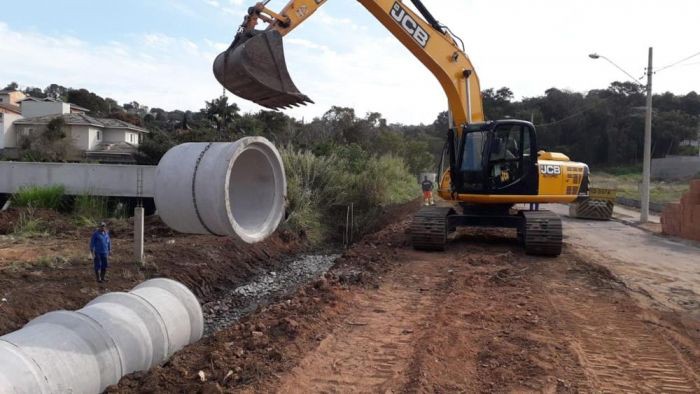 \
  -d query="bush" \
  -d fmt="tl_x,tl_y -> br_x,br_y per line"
17,117 -> 78,162
280,146 -> 418,244
12,185 -> 65,209
281,148 -> 338,244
